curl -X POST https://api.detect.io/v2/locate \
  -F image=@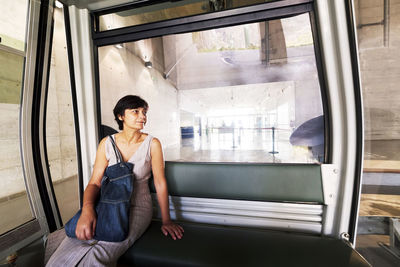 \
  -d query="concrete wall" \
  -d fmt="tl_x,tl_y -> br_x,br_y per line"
0,1 -> 36,199
355,0 -> 400,140
0,8 -> 78,199
0,0 -> 28,199
0,103 -> 24,199
0,0 -> 28,51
